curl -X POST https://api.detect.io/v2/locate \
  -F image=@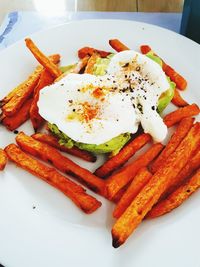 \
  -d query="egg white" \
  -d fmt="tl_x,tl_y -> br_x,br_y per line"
38,50 -> 169,145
